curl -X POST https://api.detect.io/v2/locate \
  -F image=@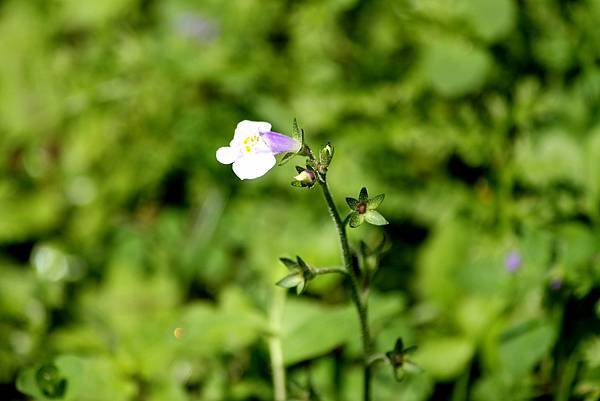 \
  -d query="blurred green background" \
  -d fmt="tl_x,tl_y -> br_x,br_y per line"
1,0 -> 600,400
